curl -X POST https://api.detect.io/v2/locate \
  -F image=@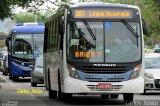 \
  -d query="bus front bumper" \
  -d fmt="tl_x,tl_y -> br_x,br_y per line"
63,76 -> 144,94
